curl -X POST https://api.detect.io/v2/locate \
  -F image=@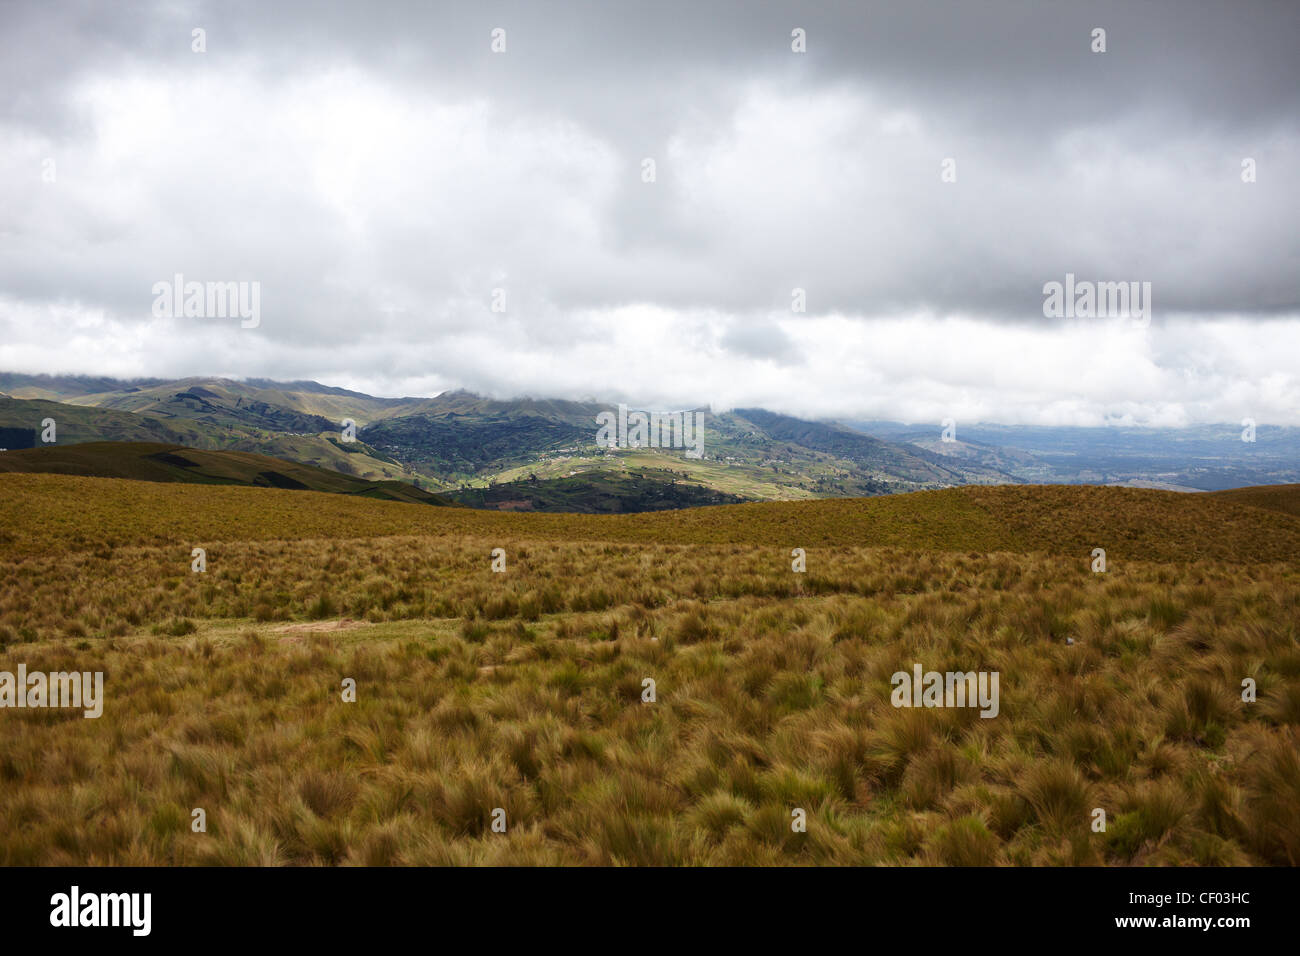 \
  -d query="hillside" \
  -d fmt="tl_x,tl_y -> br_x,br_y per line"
1,373 -> 1013,496
0,372 -> 169,401
0,394 -> 431,487
0,438 -> 748,514
444,468 -> 747,513
2,473 -> 1297,565
1211,483 -> 1300,518
0,394 -> 220,446
0,442 -> 449,506
62,376 -> 425,426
